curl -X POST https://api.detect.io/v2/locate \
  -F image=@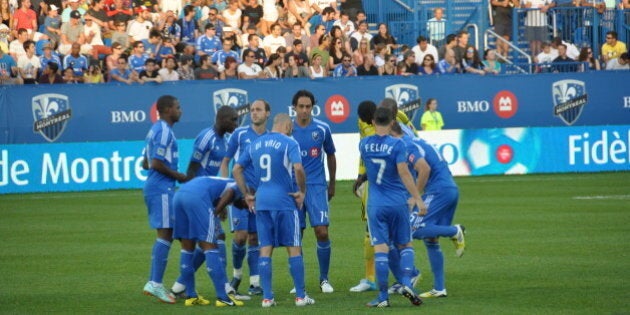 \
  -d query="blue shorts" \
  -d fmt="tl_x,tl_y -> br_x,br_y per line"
256,210 -> 301,248
367,204 -> 412,246
299,184 -> 330,229
229,205 -> 257,233
173,191 -> 223,243
411,188 -> 459,238
144,191 -> 174,229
